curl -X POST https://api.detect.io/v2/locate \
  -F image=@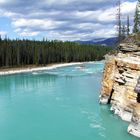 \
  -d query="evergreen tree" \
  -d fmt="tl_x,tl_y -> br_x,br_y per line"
121,24 -> 126,39
127,15 -> 130,36
133,0 -> 140,33
0,38 -> 112,68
